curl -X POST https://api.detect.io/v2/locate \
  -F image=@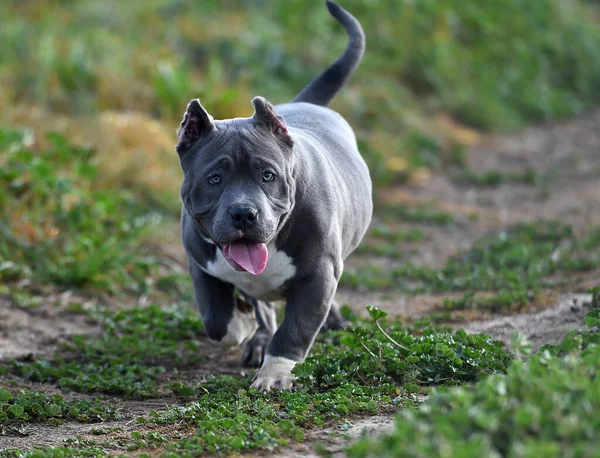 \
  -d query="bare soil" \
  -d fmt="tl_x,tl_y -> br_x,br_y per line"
0,293 -> 100,362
